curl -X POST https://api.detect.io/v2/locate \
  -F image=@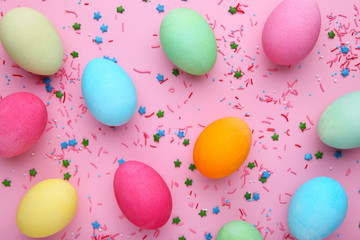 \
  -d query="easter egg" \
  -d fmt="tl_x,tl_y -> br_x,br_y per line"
82,58 -> 137,126
0,7 -> 63,75
318,91 -> 360,149
160,8 -> 217,75
262,0 -> 321,65
216,220 -> 263,240
193,117 -> 252,179
16,179 -> 78,238
113,161 -> 172,229
0,92 -> 47,158
288,177 -> 348,240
